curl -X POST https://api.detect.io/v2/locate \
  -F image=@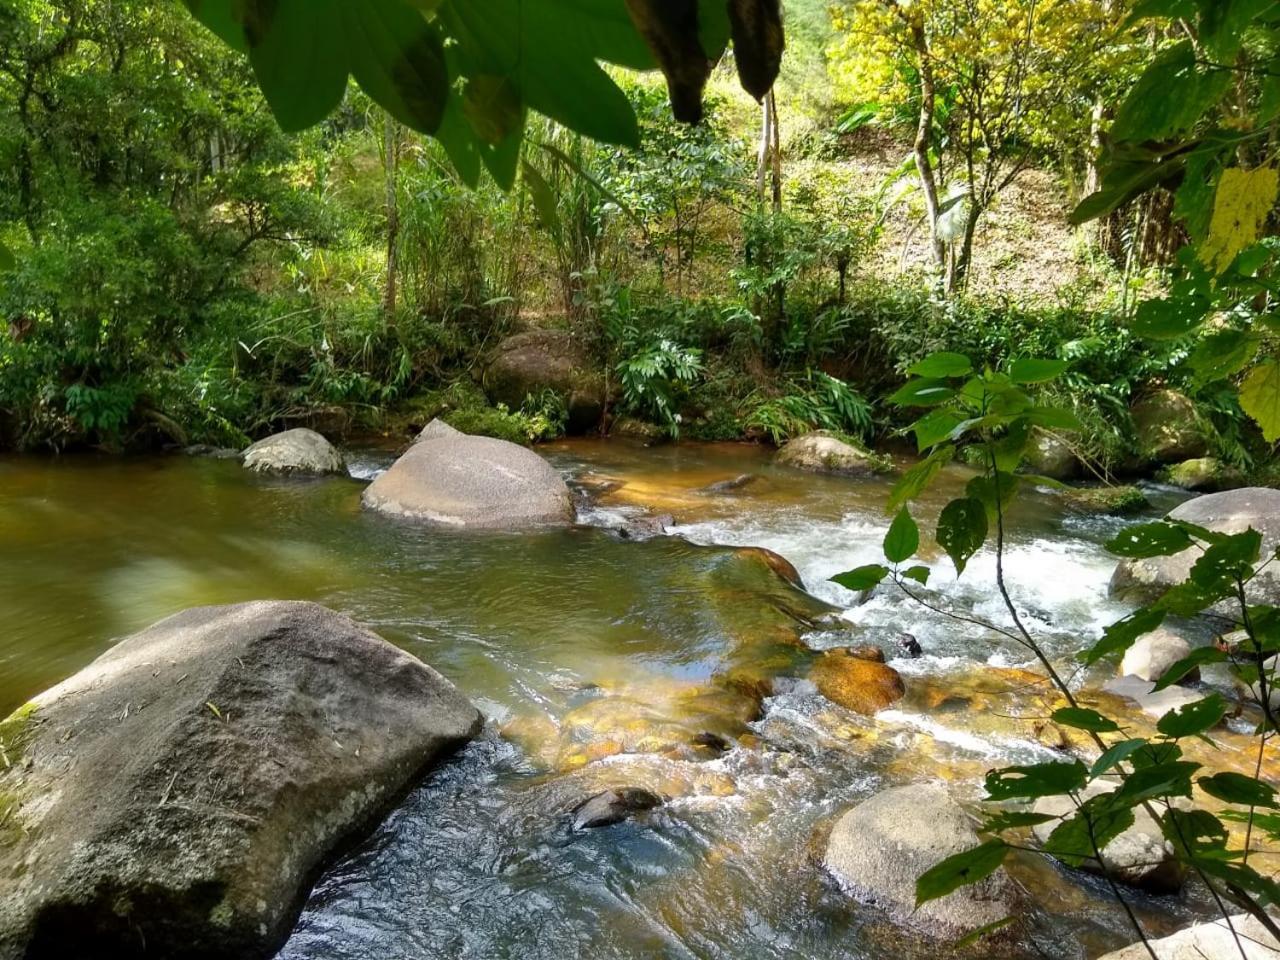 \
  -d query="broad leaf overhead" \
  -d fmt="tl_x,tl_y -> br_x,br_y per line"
183,0 -> 782,184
